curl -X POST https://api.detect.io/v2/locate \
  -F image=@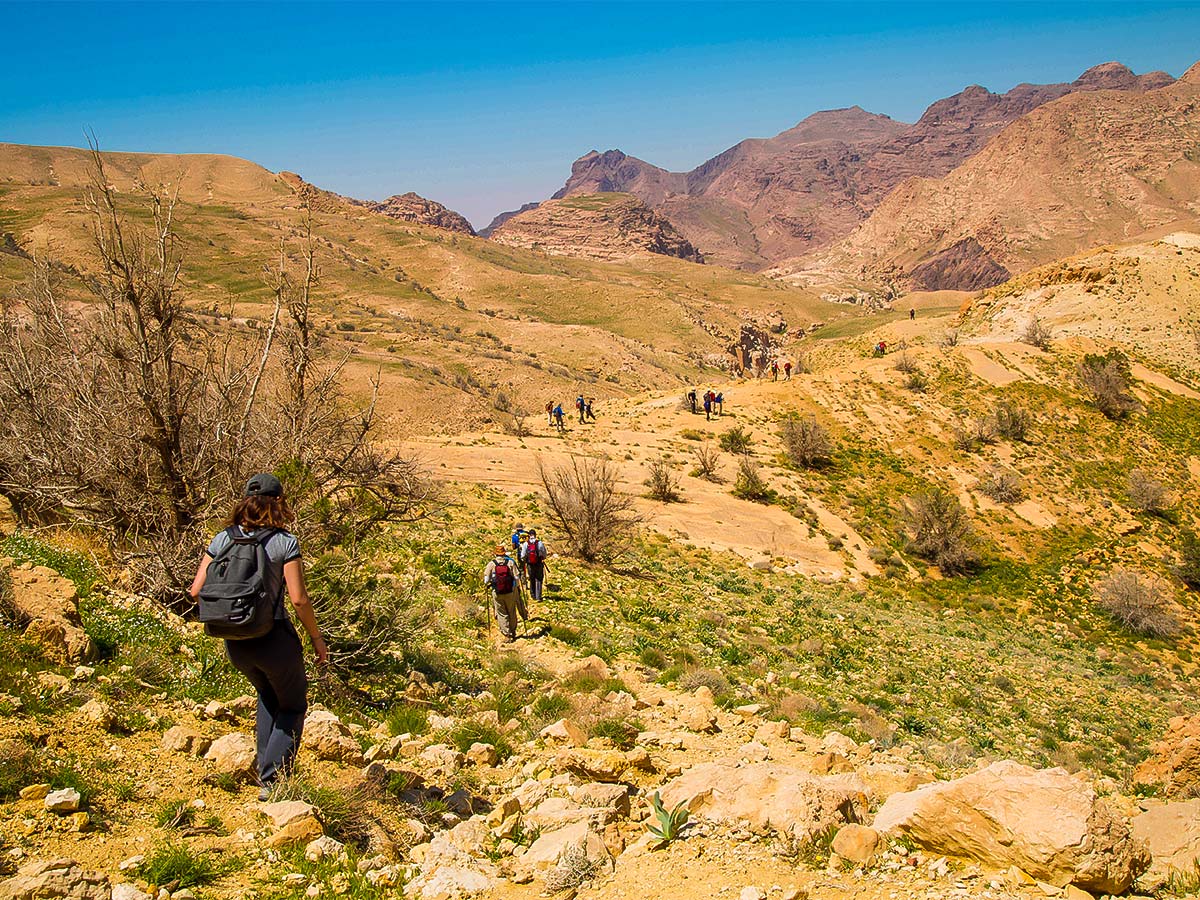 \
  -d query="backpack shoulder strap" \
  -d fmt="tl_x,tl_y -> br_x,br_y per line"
209,526 -> 242,561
